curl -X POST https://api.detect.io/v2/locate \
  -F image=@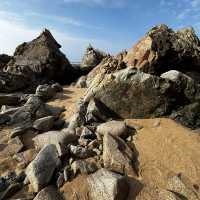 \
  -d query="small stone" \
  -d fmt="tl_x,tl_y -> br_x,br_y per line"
71,160 -> 98,175
56,173 -> 64,188
33,116 -> 55,132
70,145 -> 96,159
